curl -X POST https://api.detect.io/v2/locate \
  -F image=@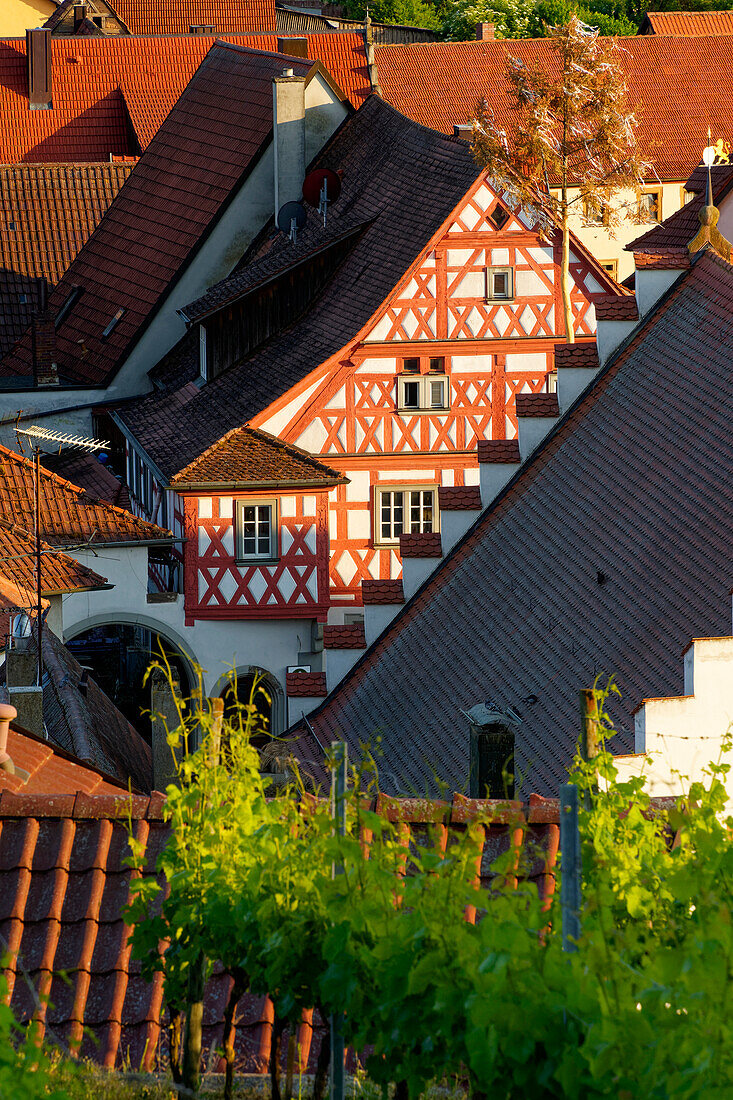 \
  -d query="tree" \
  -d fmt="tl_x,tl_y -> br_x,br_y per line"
443,0 -> 533,40
471,17 -> 648,341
